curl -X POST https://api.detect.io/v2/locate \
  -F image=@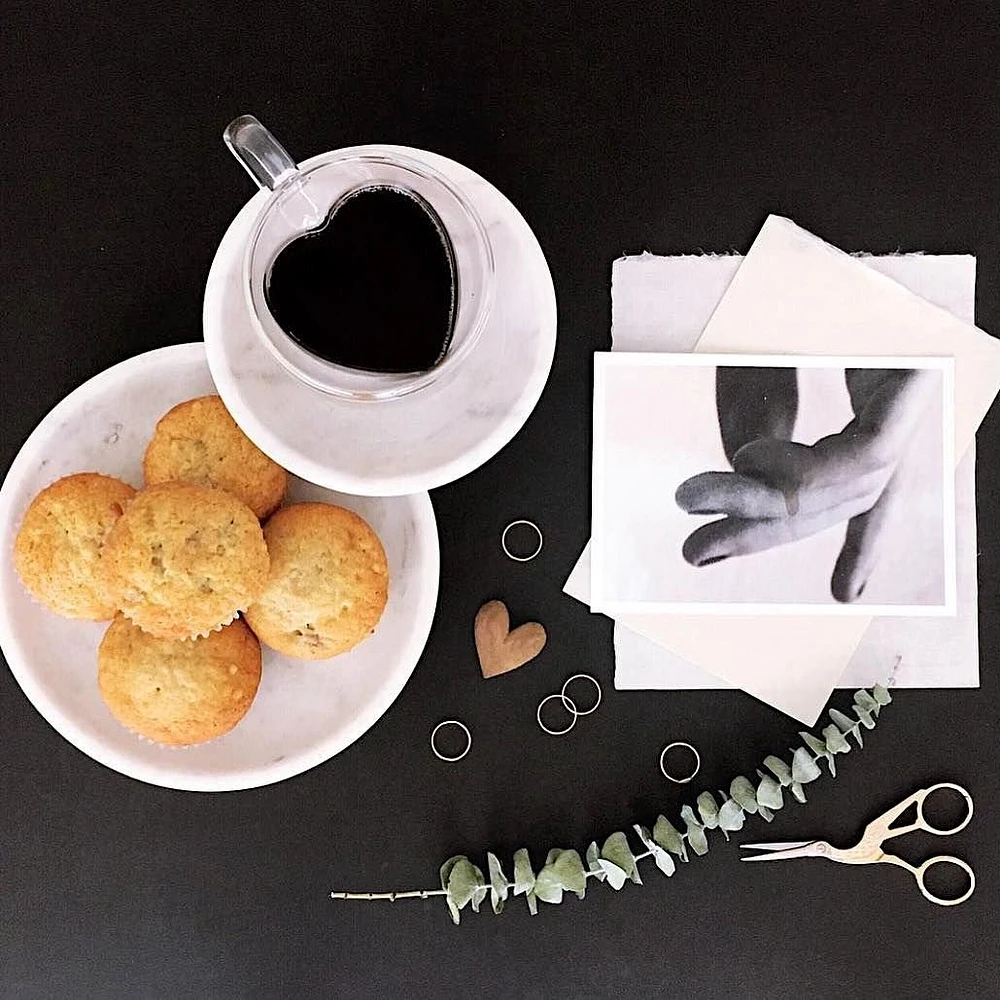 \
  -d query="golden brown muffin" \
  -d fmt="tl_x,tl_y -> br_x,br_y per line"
143,394 -> 288,518
98,614 -> 261,746
245,503 -> 389,660
102,481 -> 269,640
14,472 -> 136,620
